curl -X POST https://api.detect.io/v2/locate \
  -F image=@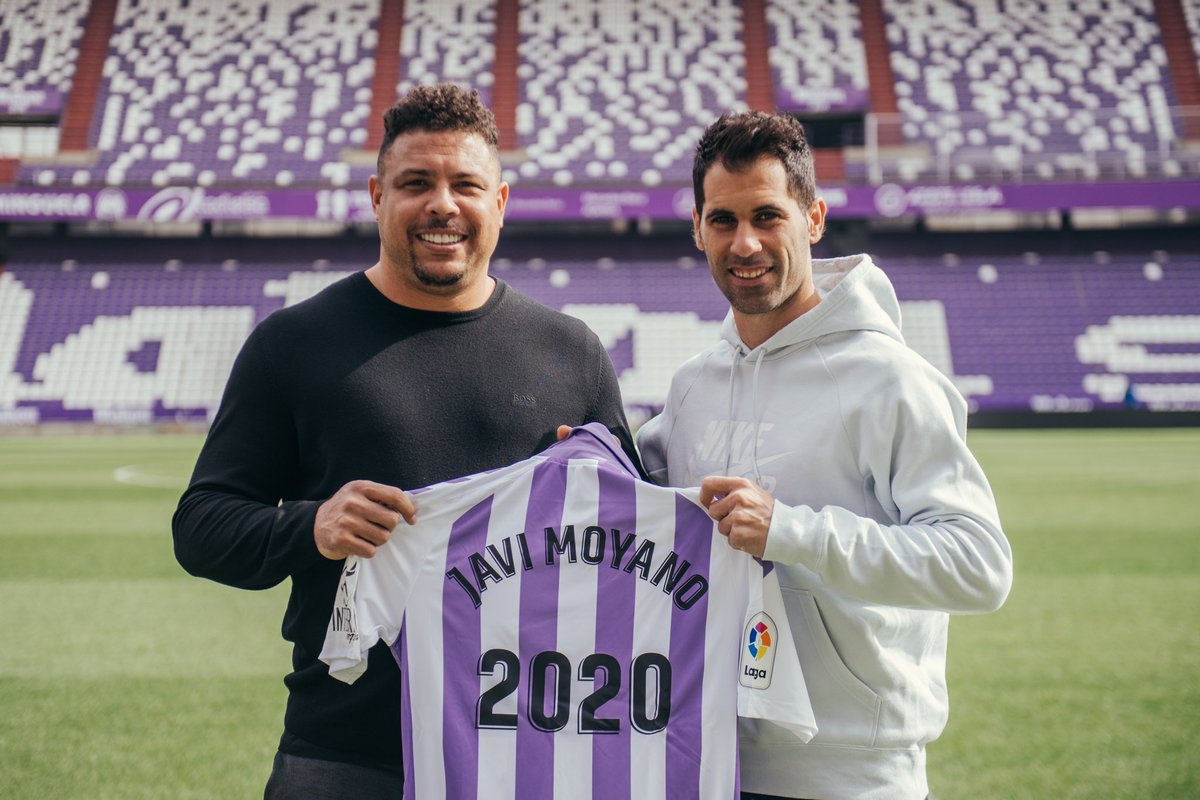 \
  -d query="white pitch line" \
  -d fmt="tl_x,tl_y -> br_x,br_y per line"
113,464 -> 187,489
